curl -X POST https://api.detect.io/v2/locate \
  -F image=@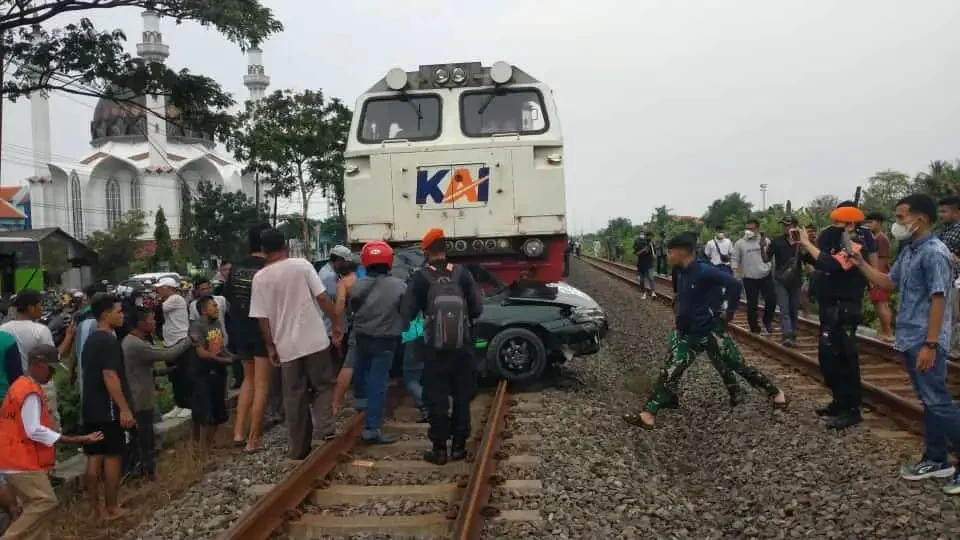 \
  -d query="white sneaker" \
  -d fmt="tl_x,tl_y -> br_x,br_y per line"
651,292 -> 658,298
640,292 -> 647,300
178,408 -> 193,419
162,407 -> 181,420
